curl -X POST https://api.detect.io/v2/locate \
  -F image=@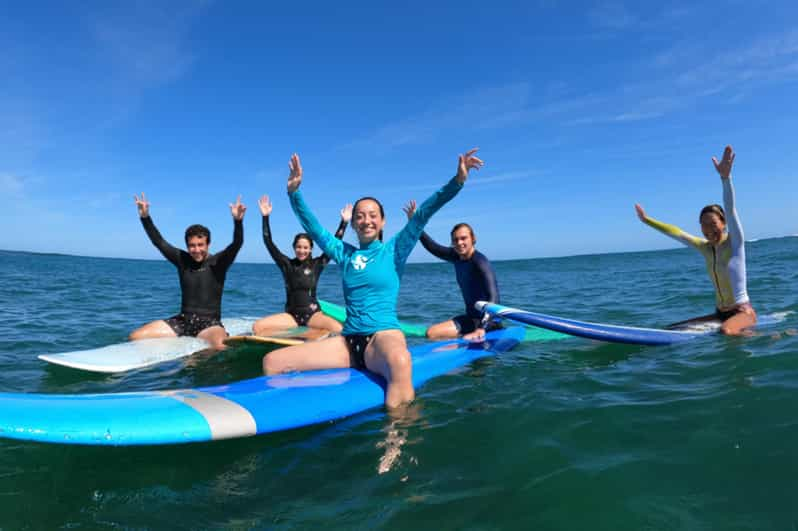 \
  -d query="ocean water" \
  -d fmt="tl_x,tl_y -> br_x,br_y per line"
1,237 -> 798,530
